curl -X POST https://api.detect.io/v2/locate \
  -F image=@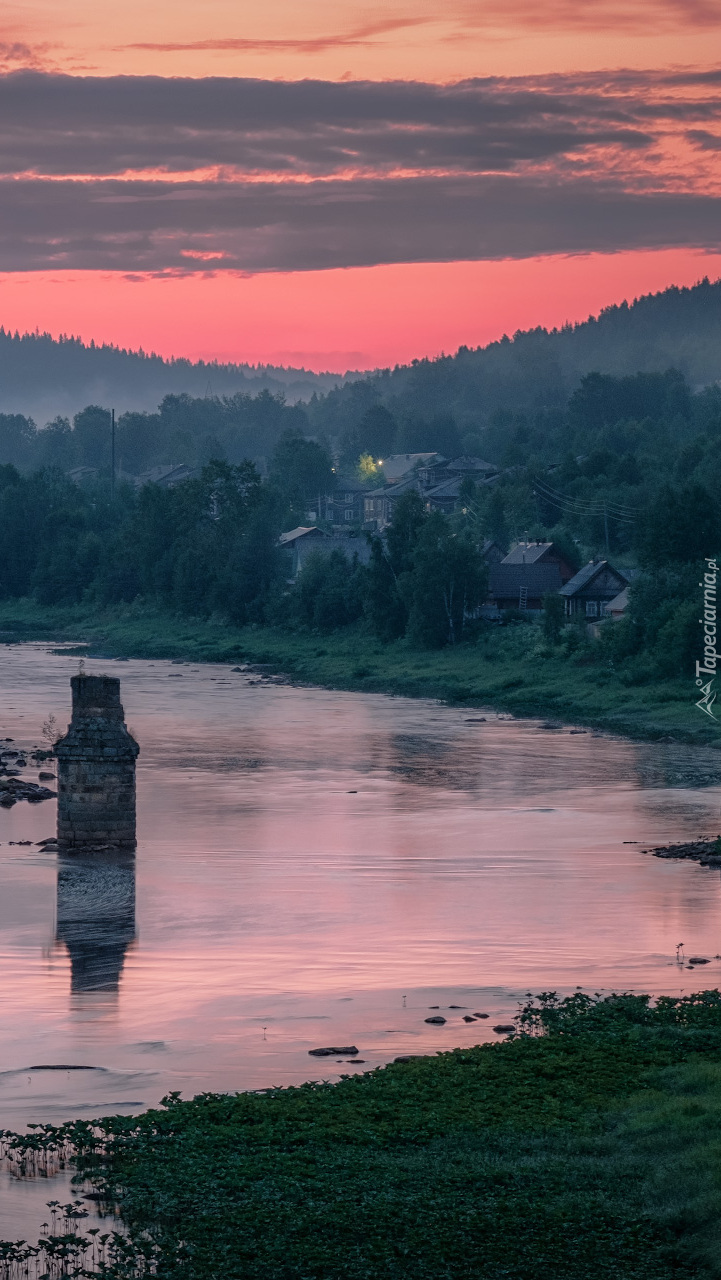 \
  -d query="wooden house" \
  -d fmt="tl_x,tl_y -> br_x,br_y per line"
559,560 -> 630,618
